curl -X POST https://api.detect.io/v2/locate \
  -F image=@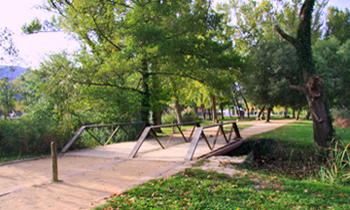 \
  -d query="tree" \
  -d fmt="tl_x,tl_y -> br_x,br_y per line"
275,0 -> 334,146
0,28 -> 18,64
0,78 -> 16,119
324,7 -> 350,44
313,37 -> 350,108
24,0 -> 241,125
